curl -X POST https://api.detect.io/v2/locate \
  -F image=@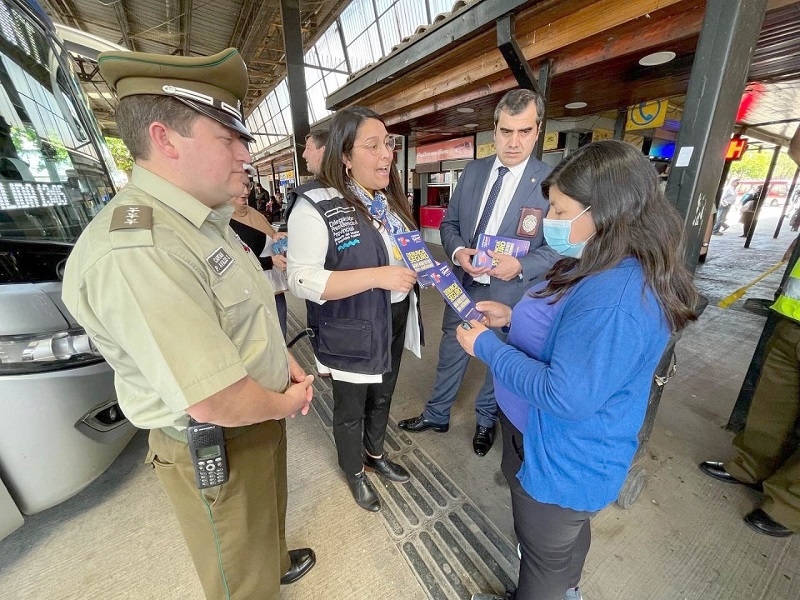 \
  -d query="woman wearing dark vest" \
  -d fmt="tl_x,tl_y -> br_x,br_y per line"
286,106 -> 422,512
228,190 -> 289,337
